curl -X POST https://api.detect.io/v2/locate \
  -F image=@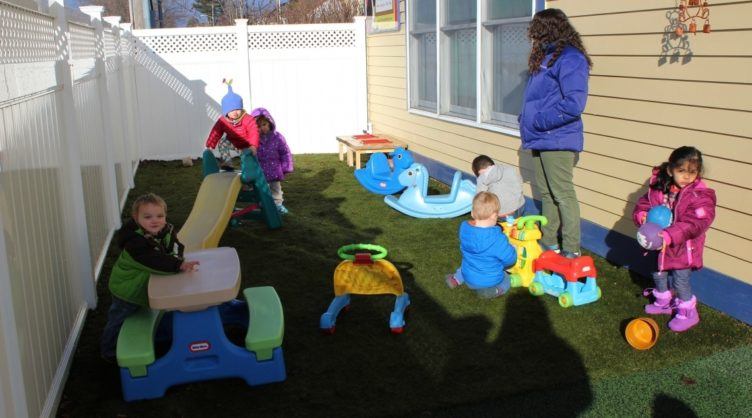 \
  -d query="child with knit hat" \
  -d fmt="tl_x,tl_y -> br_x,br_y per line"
205,79 -> 259,169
